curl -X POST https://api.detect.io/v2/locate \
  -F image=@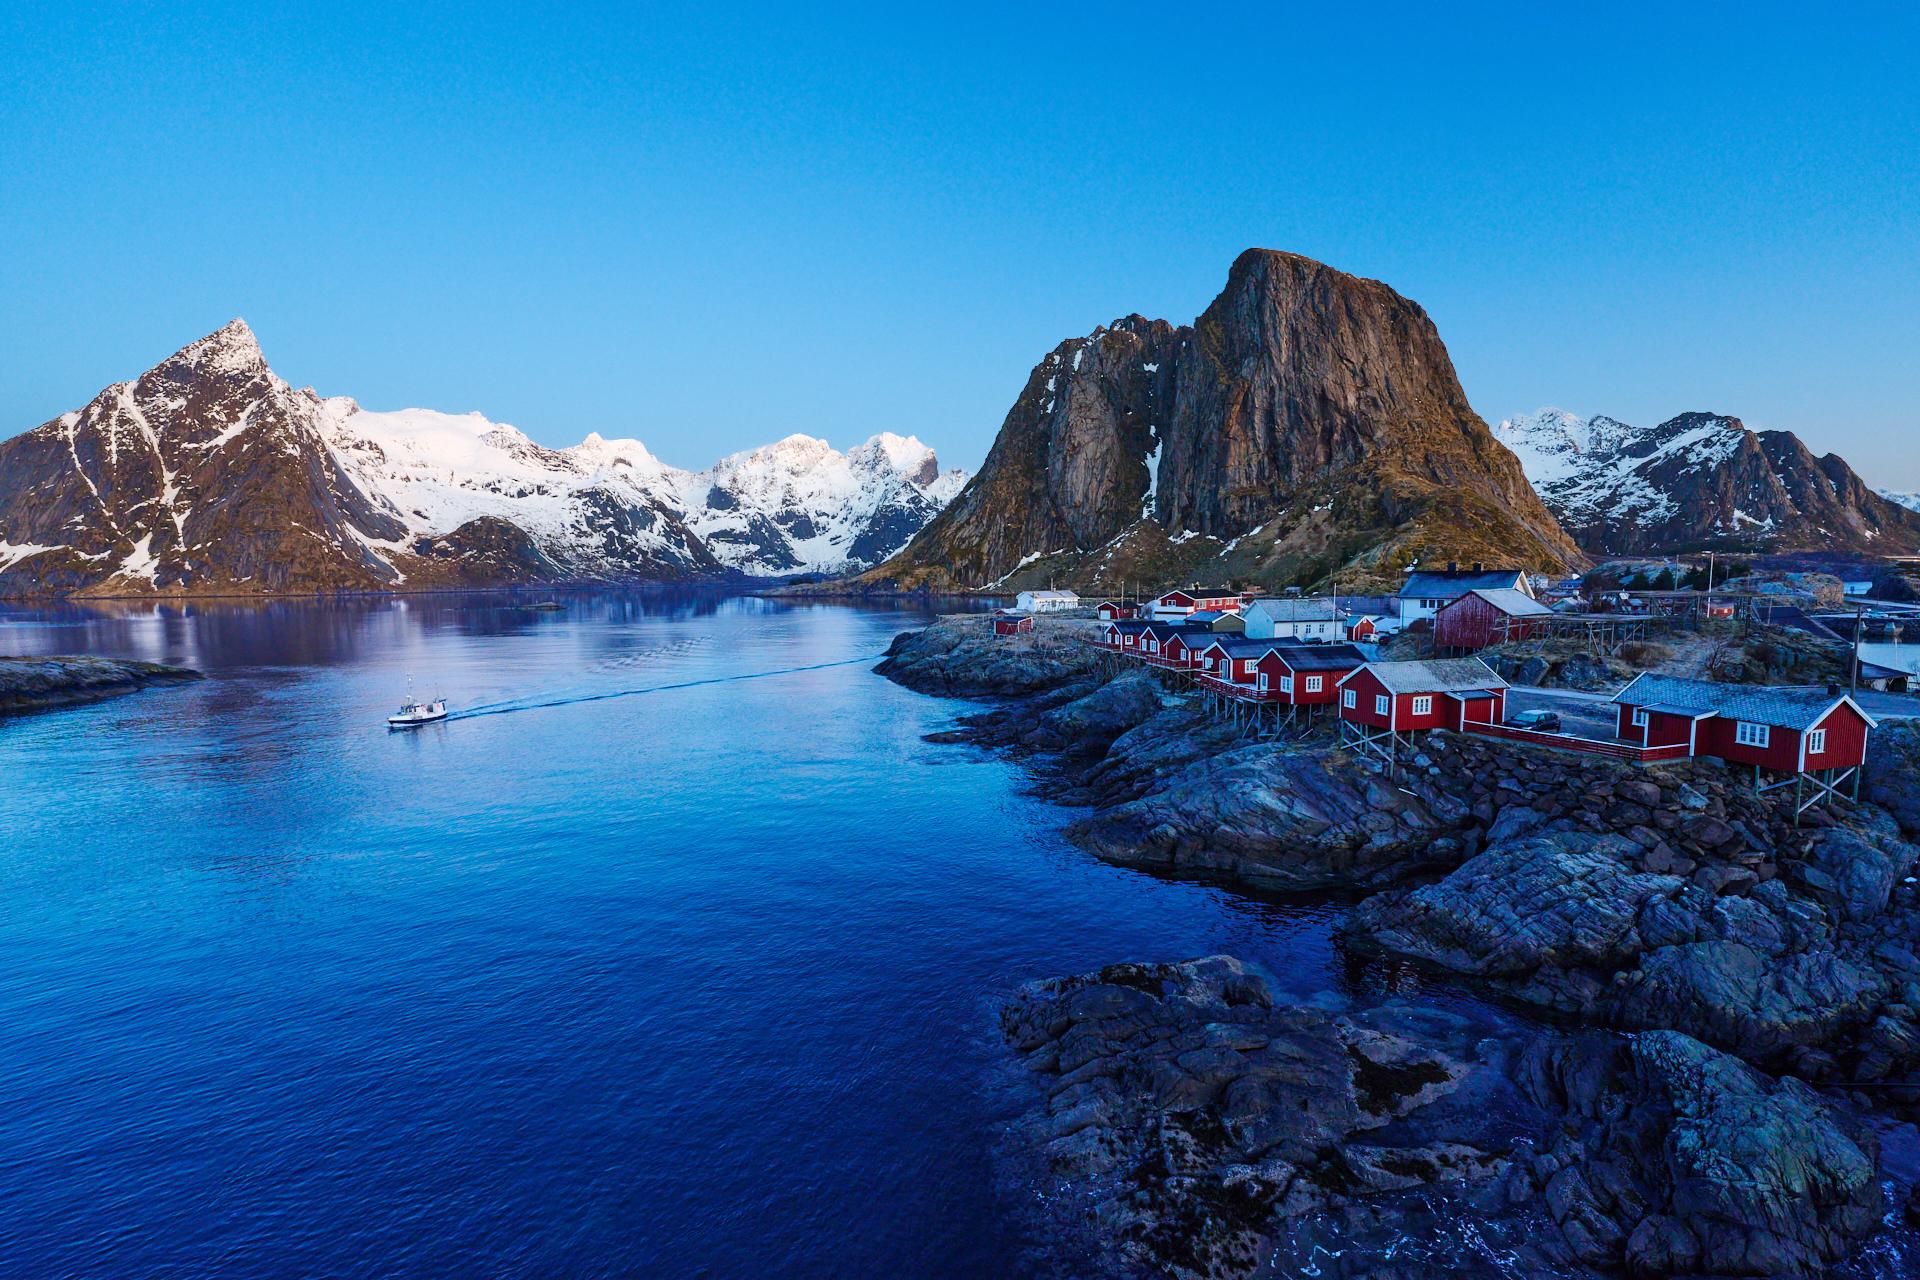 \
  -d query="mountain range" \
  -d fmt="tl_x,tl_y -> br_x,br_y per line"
0,321 -> 965,596
1493,408 -> 1920,557
859,249 -> 1581,593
